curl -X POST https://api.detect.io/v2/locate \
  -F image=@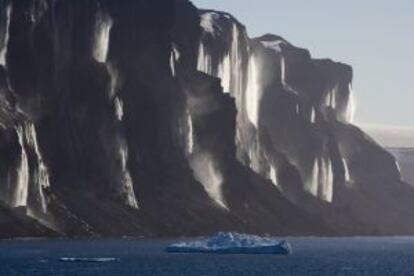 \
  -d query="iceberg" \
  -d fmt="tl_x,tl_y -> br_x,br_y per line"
165,232 -> 292,255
